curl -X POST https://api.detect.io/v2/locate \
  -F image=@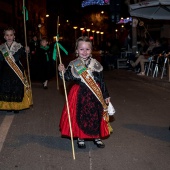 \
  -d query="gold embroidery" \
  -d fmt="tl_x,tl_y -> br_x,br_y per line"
73,58 -> 109,122
0,44 -> 29,87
